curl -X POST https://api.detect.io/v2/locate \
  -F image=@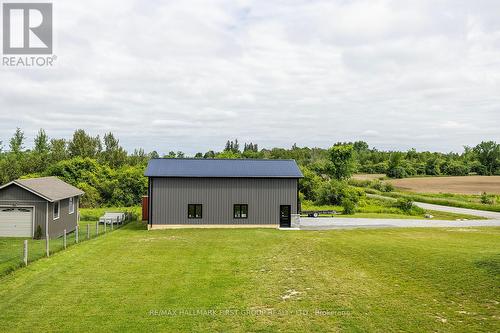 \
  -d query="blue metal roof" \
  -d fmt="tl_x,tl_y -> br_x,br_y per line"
145,159 -> 303,178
